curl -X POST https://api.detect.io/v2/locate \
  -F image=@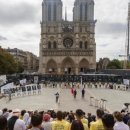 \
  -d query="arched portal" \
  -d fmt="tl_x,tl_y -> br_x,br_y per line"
46,59 -> 57,74
79,59 -> 89,73
61,57 -> 75,74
